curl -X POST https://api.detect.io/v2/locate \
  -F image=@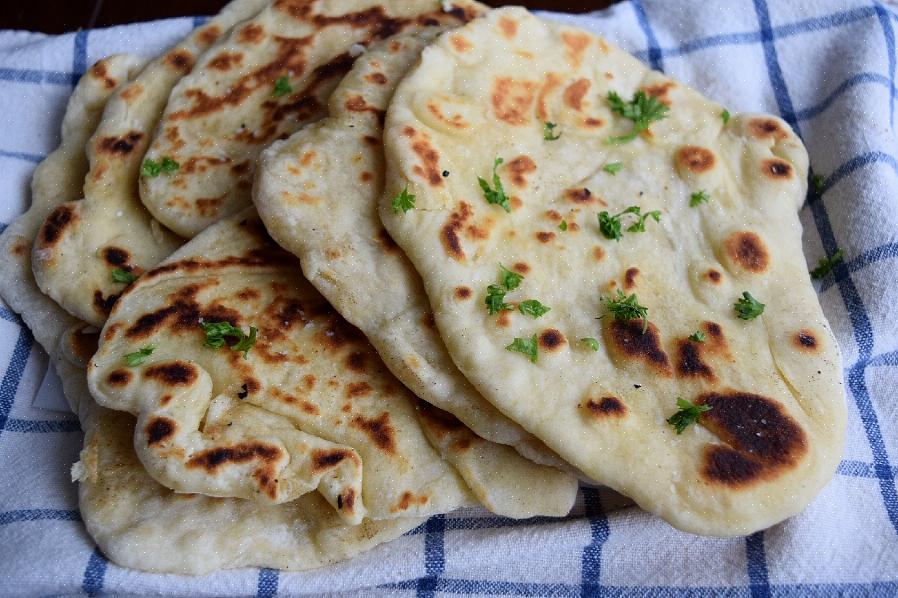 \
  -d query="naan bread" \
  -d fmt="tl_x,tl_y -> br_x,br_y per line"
31,0 -> 270,328
87,212 -> 473,523
139,0 -> 482,238
254,30 -> 577,517
380,8 -> 846,536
